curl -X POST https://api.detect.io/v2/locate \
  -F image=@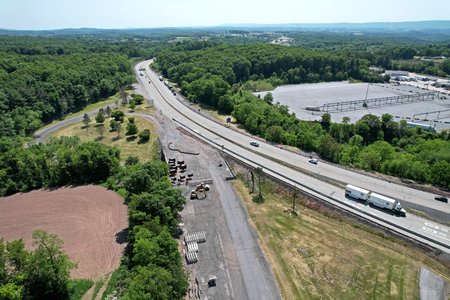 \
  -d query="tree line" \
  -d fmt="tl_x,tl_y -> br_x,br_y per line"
103,162 -> 188,299
154,43 -> 450,188
154,43 -> 388,106
0,136 -> 120,196
0,35 -> 165,138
